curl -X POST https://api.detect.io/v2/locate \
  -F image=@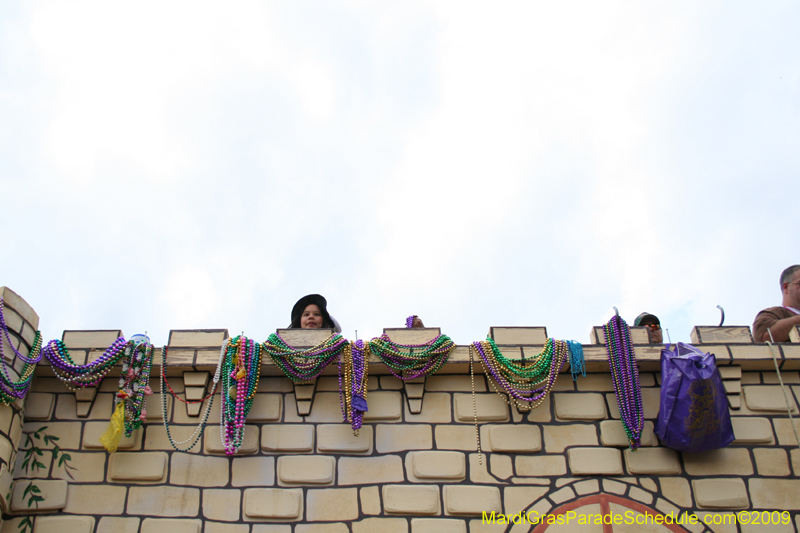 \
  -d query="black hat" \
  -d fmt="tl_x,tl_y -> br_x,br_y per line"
290,294 -> 334,329
634,312 -> 660,327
